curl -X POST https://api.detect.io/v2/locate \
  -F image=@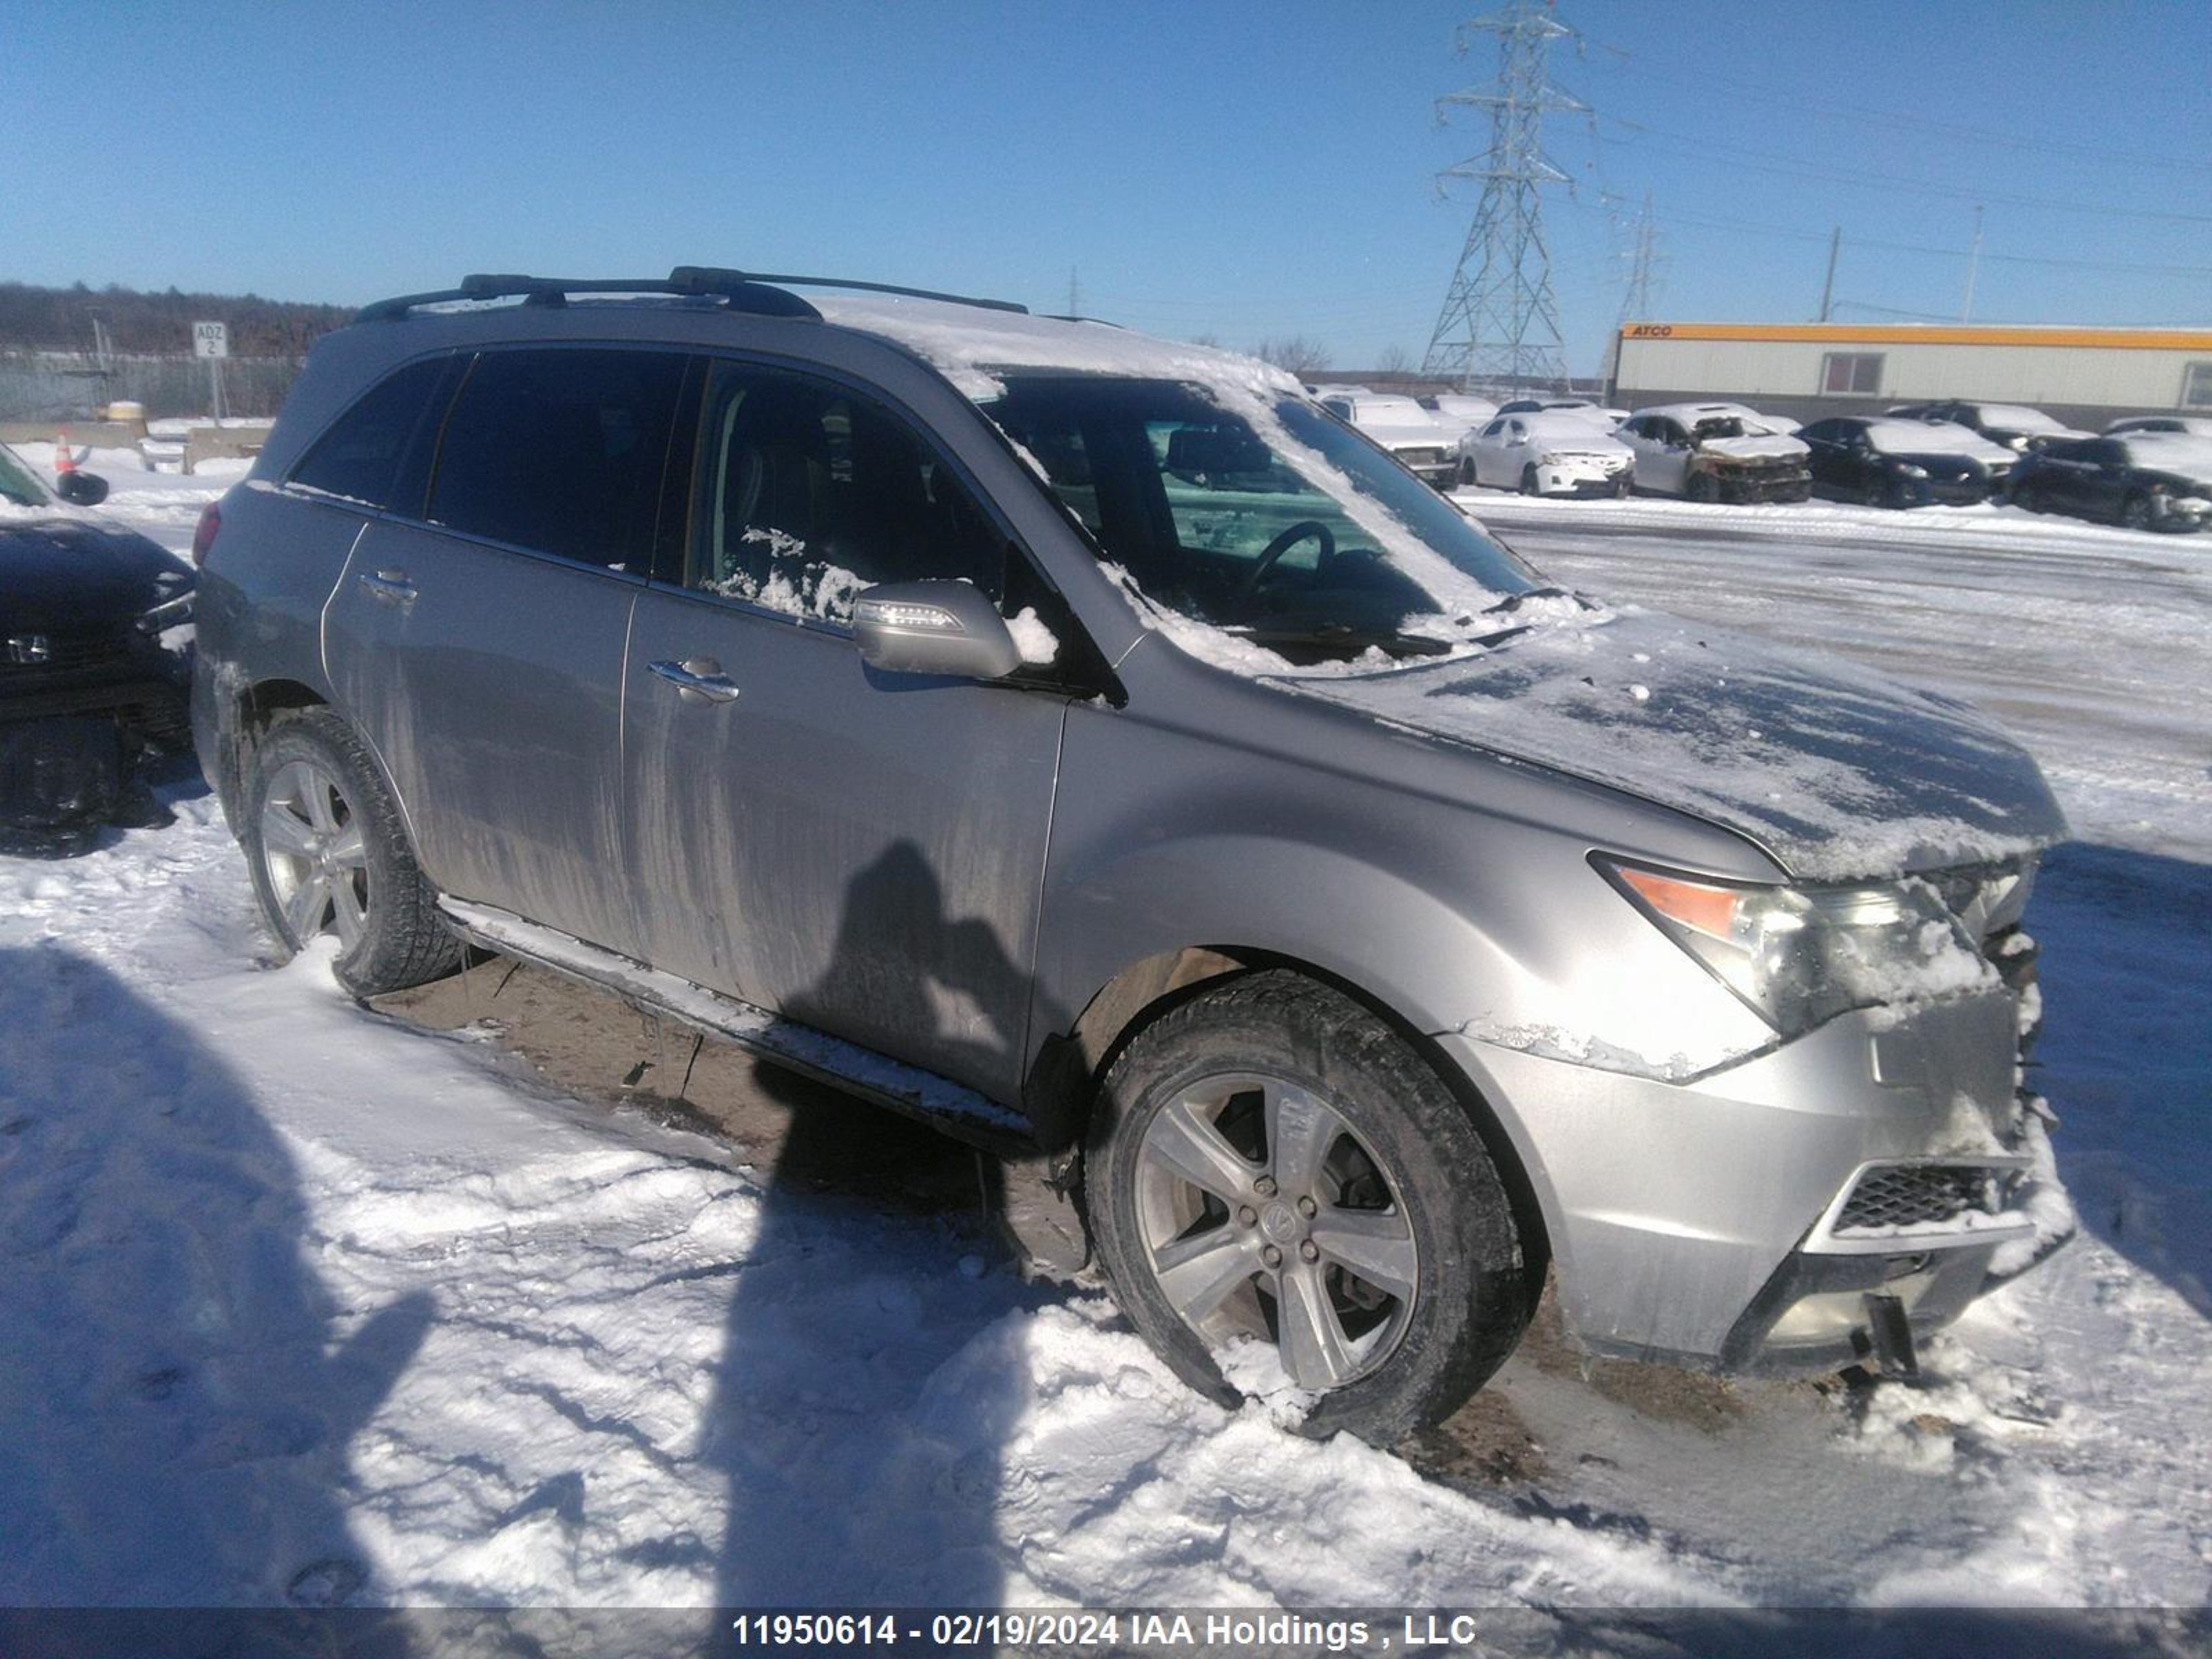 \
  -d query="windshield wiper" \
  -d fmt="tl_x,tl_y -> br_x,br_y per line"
1228,623 -> 1455,660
